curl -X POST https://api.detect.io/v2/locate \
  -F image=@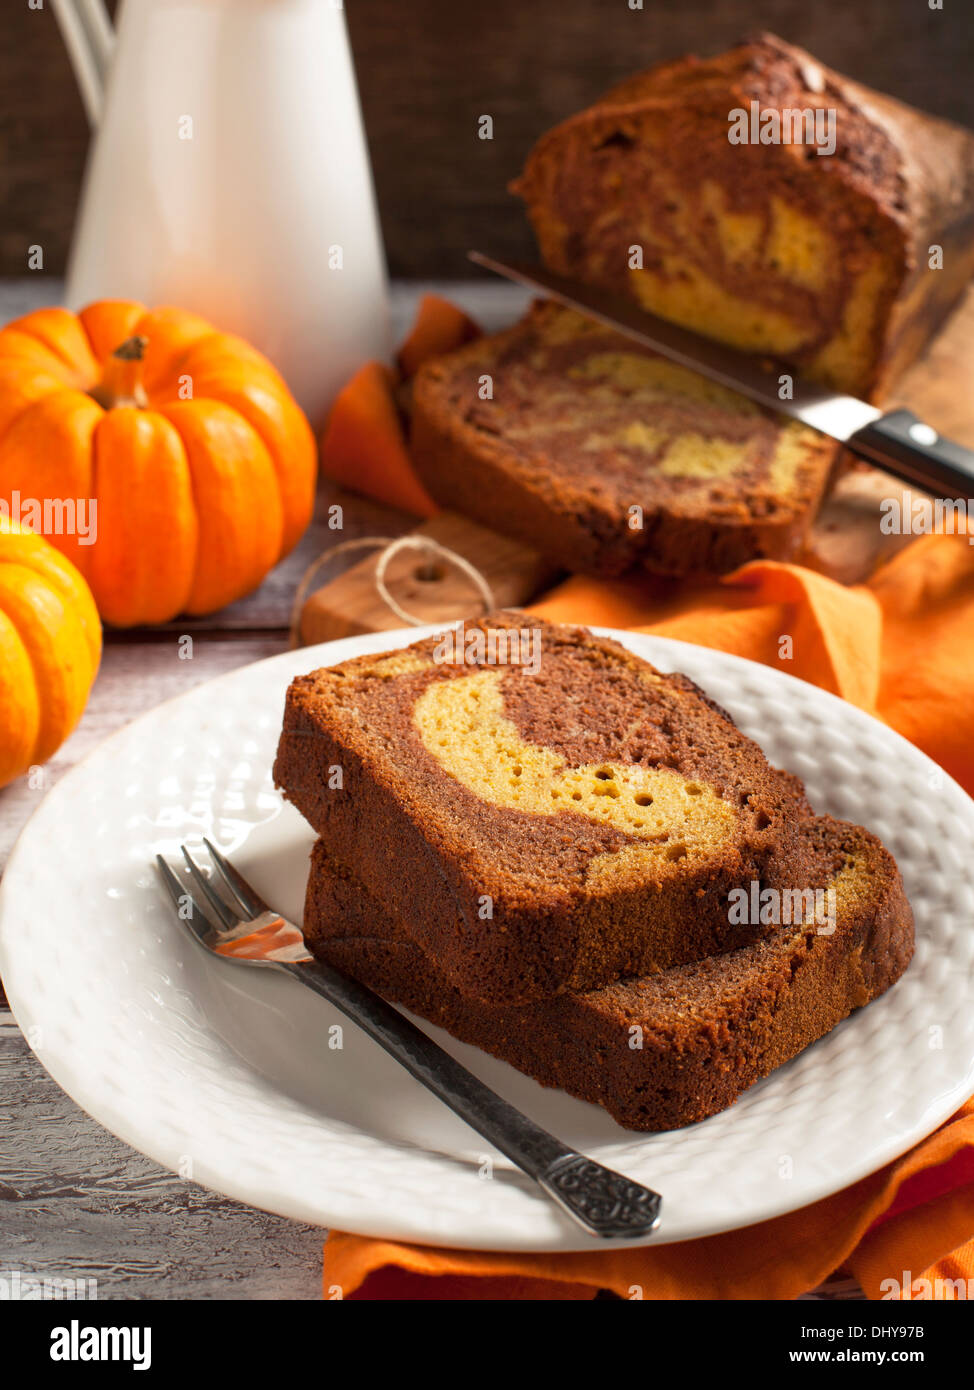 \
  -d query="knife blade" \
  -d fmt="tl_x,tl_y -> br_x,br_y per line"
469,250 -> 974,501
